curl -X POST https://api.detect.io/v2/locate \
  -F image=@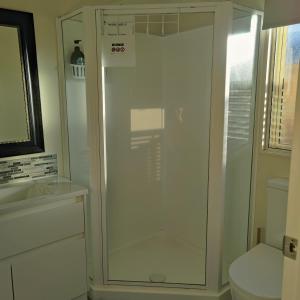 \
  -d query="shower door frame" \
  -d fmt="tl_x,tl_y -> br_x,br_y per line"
96,2 -> 232,291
